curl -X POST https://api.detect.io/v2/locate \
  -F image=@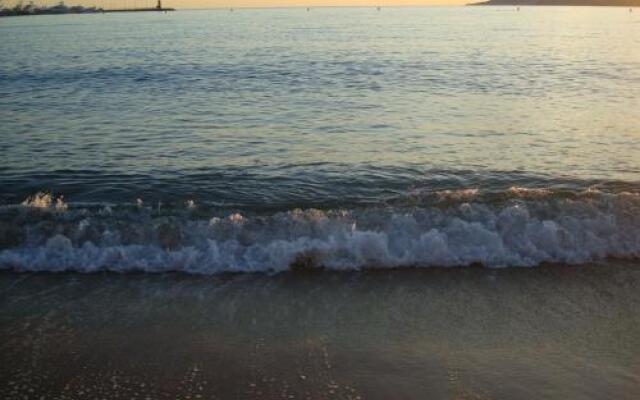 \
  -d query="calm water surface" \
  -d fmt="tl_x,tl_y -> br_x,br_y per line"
1,7 -> 639,205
